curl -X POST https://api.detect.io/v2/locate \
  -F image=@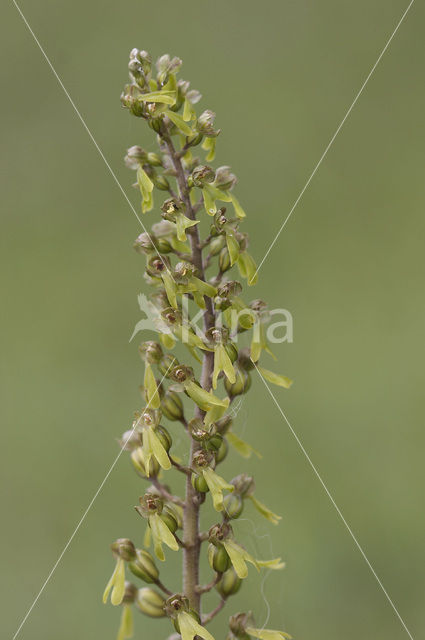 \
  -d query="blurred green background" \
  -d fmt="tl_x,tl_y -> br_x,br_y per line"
1,1 -> 424,638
